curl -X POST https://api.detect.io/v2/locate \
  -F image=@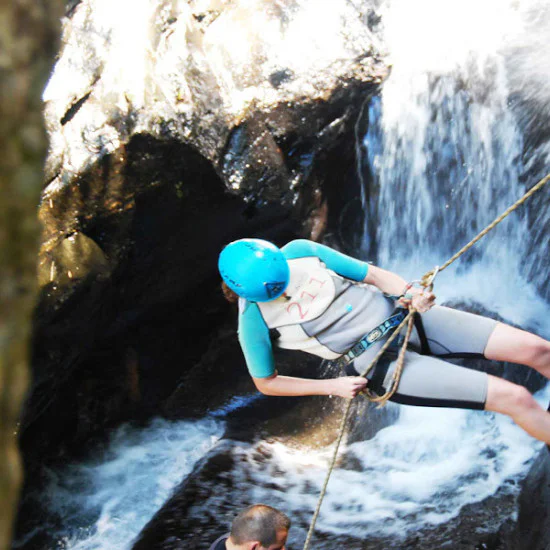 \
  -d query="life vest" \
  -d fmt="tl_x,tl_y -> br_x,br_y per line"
257,257 -> 344,359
